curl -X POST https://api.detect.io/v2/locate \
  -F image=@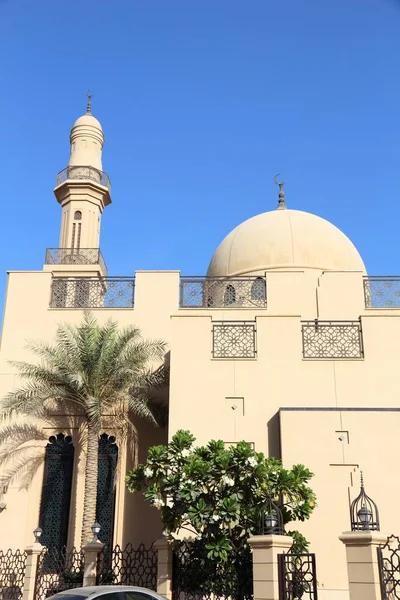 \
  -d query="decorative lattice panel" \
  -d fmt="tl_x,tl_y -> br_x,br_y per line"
51,277 -> 135,309
97,543 -> 157,589
301,321 -> 363,359
364,277 -> 400,308
180,277 -> 267,308
0,549 -> 27,600
378,535 -> 400,599
96,434 -> 118,549
212,321 -> 257,358
39,434 -> 74,551
172,540 -> 253,600
34,547 -> 83,600
278,553 -> 318,600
